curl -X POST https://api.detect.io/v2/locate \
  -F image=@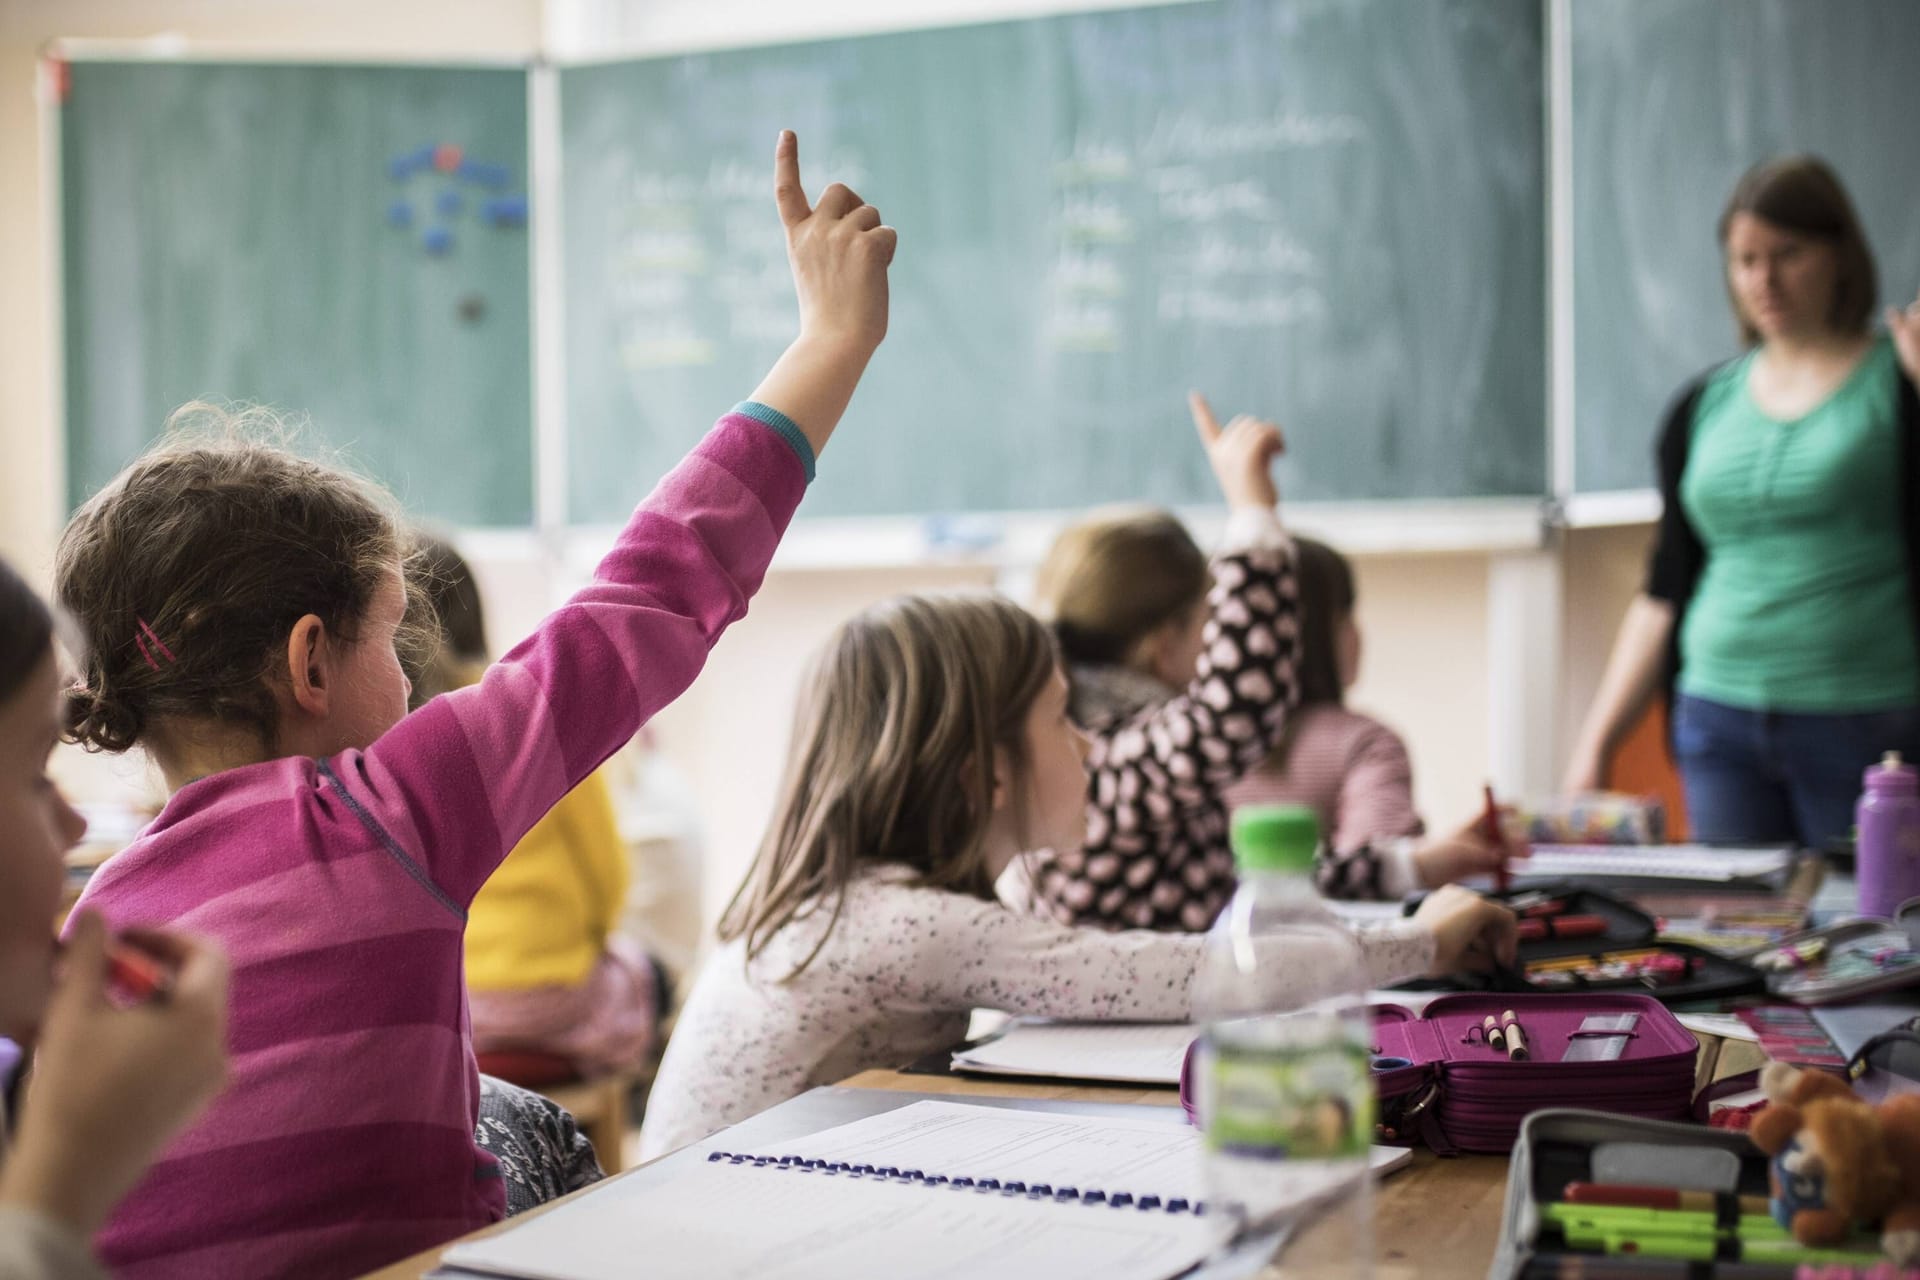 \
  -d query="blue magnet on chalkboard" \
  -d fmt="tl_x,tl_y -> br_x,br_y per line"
387,200 -> 413,229
458,159 -> 511,189
389,143 -> 434,181
436,189 -> 465,217
482,194 -> 529,227
422,225 -> 454,255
